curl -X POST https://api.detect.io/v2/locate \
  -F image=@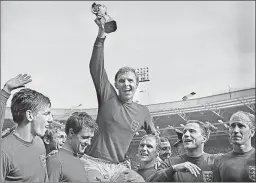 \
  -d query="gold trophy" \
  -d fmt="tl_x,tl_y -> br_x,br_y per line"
91,2 -> 117,33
